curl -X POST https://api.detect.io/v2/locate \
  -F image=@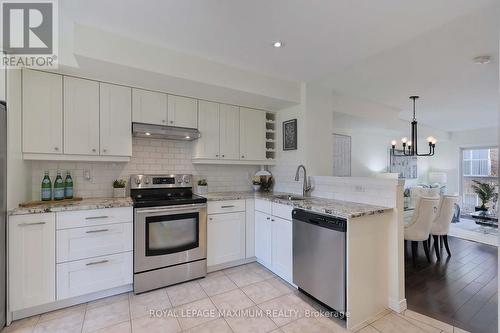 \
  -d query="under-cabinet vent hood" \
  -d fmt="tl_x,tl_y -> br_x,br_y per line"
132,123 -> 200,141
